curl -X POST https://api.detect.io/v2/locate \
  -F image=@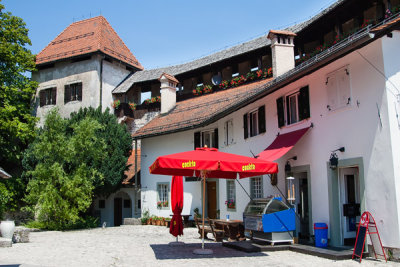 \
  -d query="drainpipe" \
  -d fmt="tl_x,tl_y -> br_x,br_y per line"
134,138 -> 138,215
99,55 -> 104,110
